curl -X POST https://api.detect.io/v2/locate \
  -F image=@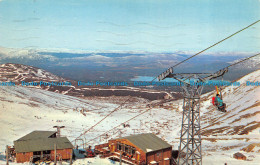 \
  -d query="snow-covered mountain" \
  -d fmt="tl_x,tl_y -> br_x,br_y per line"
0,63 -> 65,82
1,46 -> 259,83
0,63 -> 177,100
228,57 -> 260,69
0,68 -> 259,164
